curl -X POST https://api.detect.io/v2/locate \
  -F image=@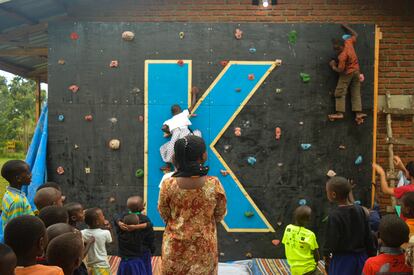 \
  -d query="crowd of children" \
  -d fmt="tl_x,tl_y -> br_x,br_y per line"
0,159 -> 155,275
